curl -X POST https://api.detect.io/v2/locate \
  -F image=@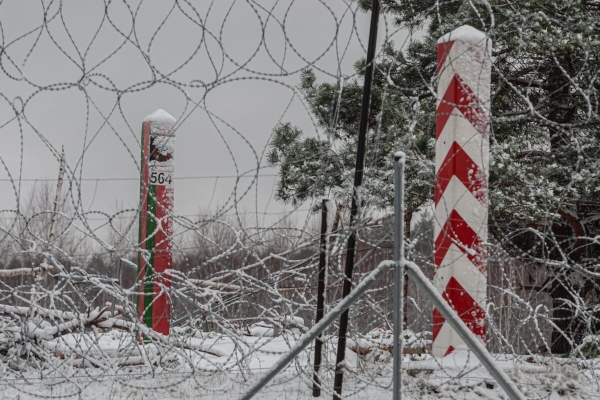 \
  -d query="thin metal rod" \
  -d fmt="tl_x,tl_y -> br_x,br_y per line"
393,152 -> 405,400
313,198 -> 330,397
46,145 -> 65,254
403,261 -> 526,400
333,0 -> 380,398
239,261 -> 394,400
